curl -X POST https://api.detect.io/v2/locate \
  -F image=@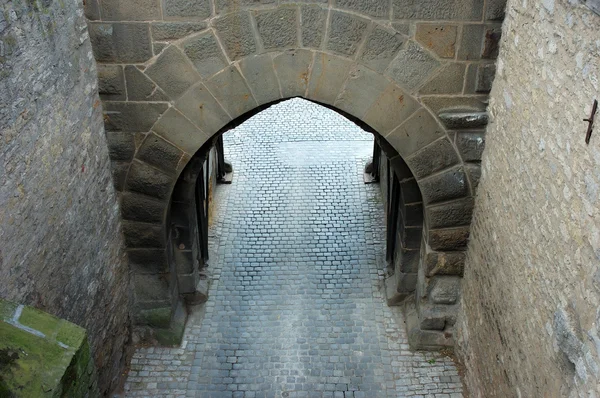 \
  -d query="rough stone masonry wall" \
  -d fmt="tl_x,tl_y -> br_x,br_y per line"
457,0 -> 600,396
0,0 -> 131,393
